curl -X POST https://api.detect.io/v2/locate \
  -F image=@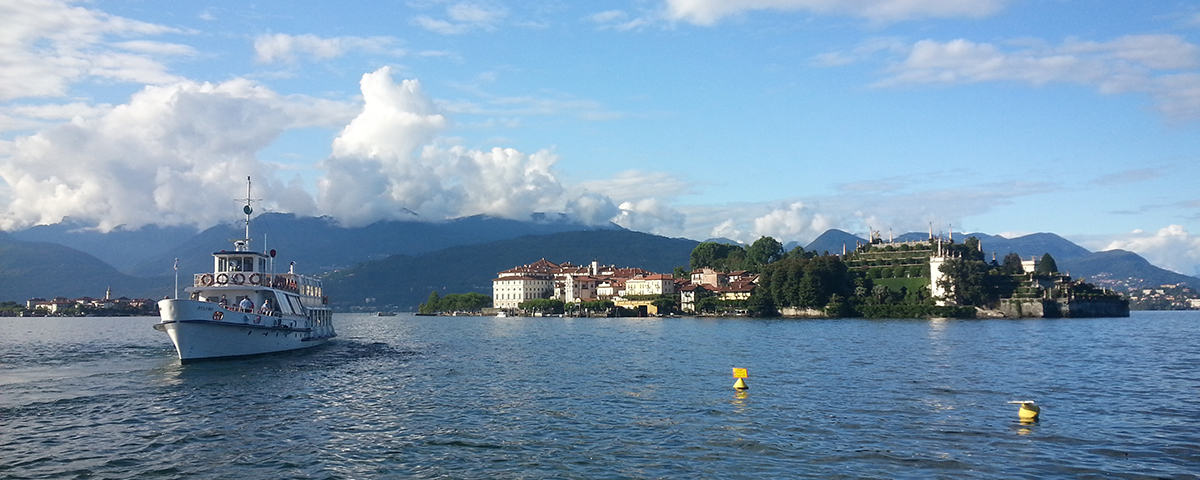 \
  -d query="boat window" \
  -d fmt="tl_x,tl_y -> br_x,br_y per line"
258,258 -> 267,273
242,257 -> 254,272
218,257 -> 228,272
286,294 -> 303,314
